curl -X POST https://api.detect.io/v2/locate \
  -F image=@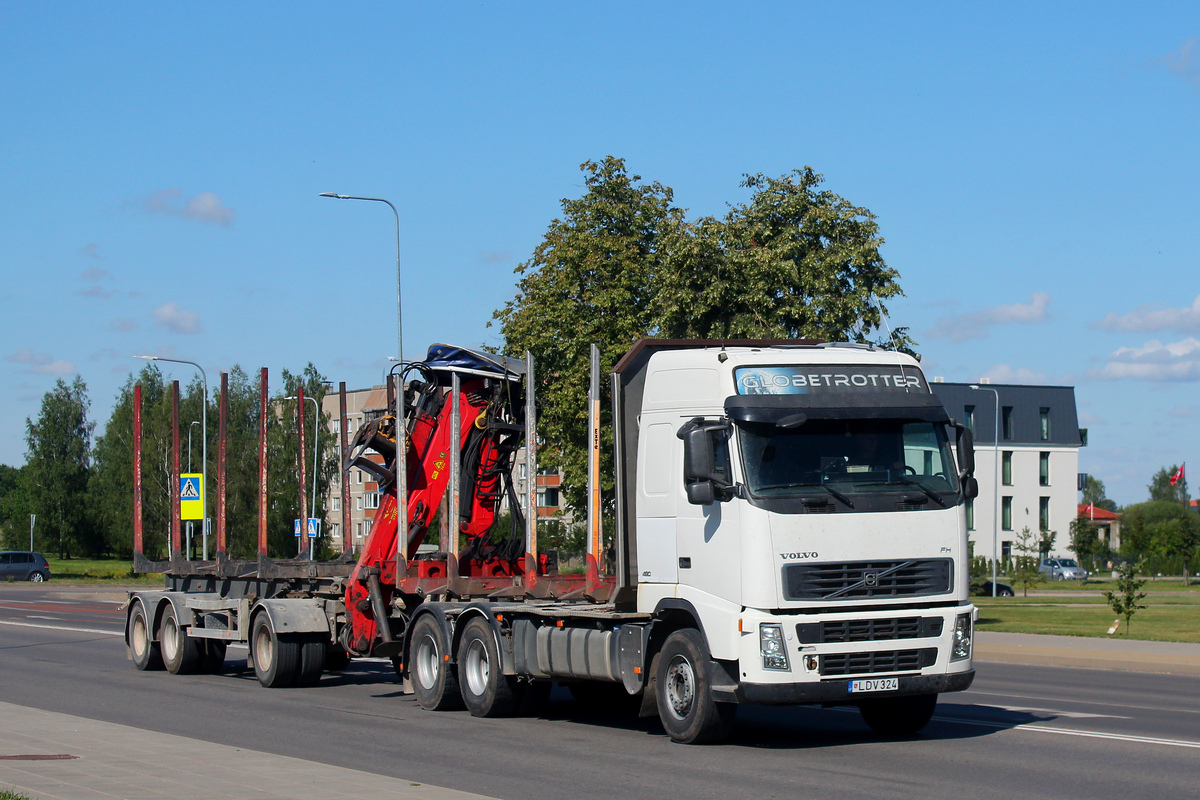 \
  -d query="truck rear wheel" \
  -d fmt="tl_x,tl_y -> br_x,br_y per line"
458,618 -> 519,717
295,635 -> 326,687
858,692 -> 938,736
655,628 -> 735,744
201,640 -> 227,674
160,604 -> 202,675
409,615 -> 462,710
128,600 -> 163,671
252,613 -> 300,688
